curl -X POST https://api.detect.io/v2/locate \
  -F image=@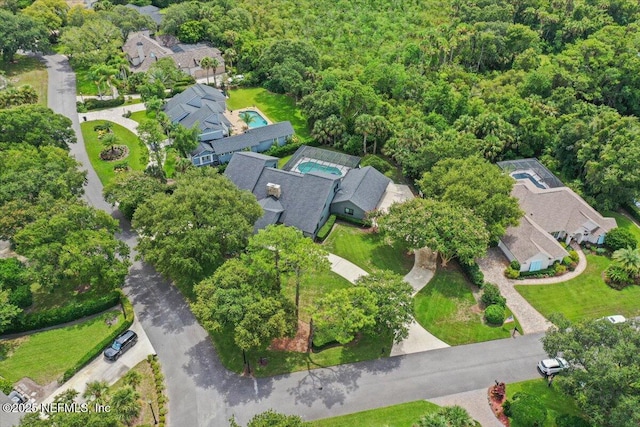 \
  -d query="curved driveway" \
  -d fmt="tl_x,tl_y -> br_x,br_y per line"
45,54 -> 549,426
